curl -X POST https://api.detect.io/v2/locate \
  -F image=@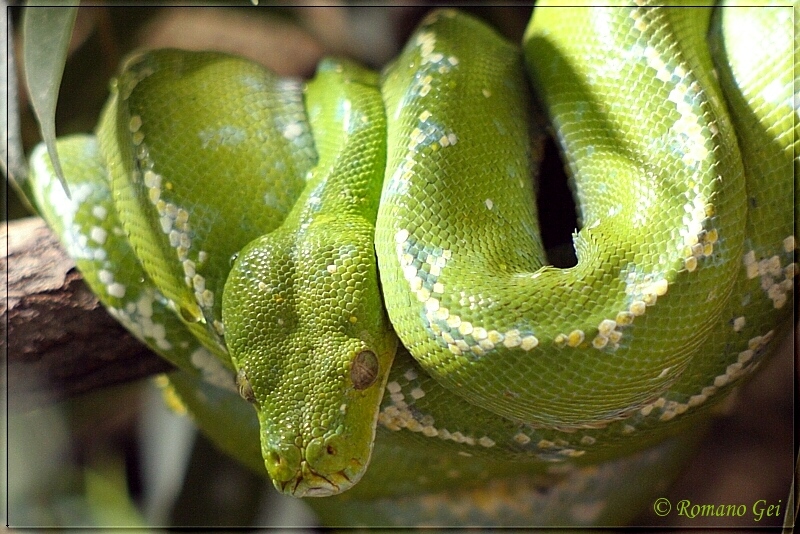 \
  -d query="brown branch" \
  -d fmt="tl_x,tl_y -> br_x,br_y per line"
3,217 -> 174,411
